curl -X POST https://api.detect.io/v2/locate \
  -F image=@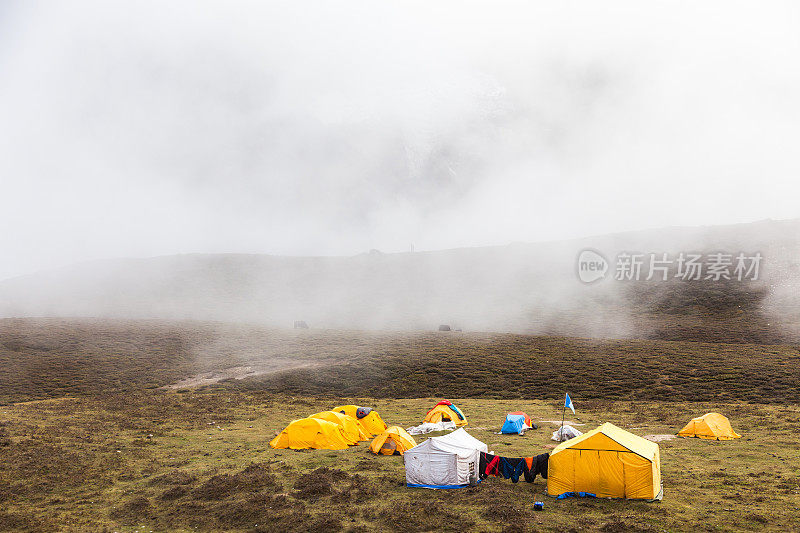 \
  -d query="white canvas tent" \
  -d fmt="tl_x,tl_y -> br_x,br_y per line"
404,428 -> 488,489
